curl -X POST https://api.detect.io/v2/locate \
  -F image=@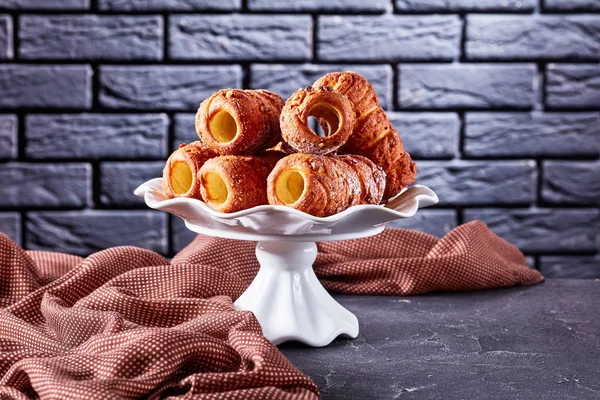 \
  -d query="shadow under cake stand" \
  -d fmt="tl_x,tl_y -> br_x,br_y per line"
135,179 -> 438,347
